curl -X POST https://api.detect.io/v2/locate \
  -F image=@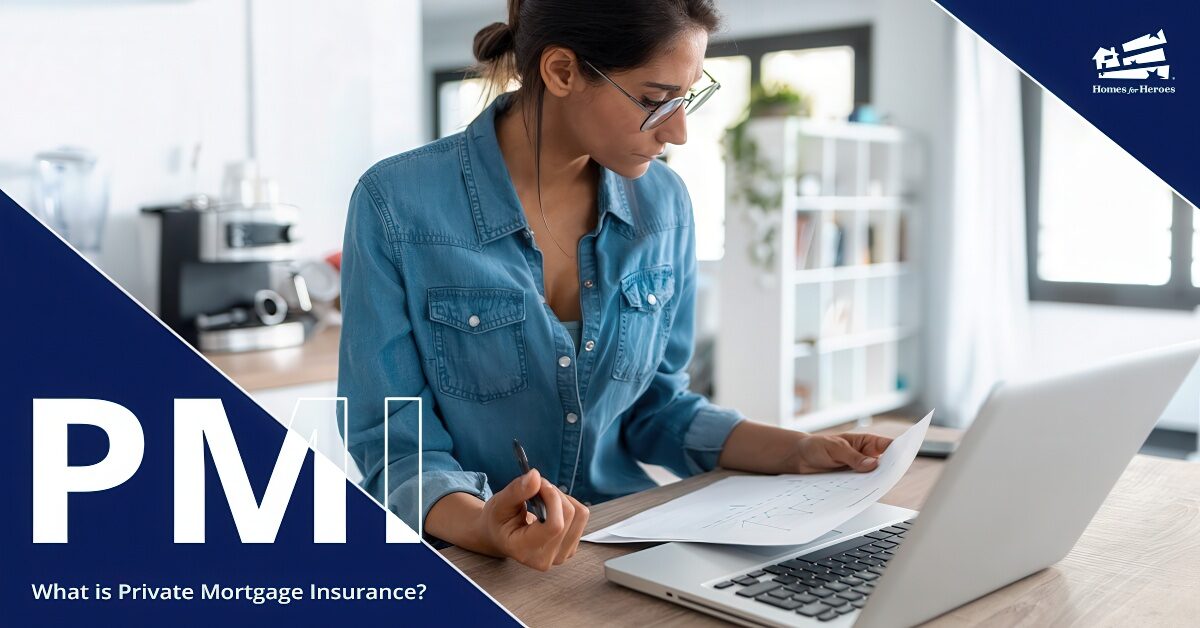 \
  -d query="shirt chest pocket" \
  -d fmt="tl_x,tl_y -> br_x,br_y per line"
427,287 -> 529,403
613,264 -> 676,382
